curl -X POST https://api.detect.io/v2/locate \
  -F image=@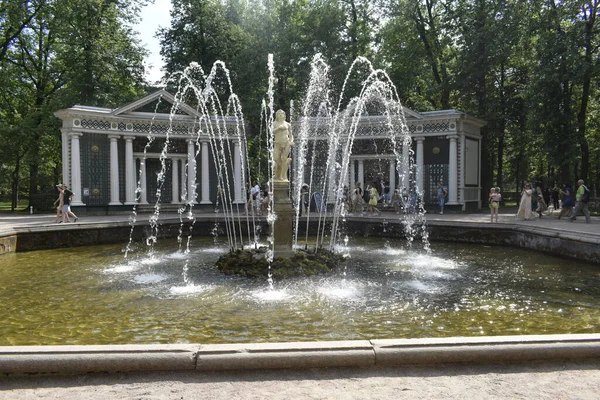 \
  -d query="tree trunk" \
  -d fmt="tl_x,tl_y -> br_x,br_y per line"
576,0 -> 596,182
413,1 -> 450,108
11,155 -> 20,211
28,162 -> 38,209
515,151 -> 521,203
497,64 -> 506,190
497,133 -> 504,189
475,0 -> 491,203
